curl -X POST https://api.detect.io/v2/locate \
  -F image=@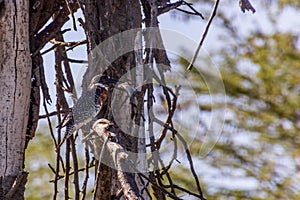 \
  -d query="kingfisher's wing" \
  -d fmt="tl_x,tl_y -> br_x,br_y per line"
72,88 -> 101,126
57,84 -> 108,137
